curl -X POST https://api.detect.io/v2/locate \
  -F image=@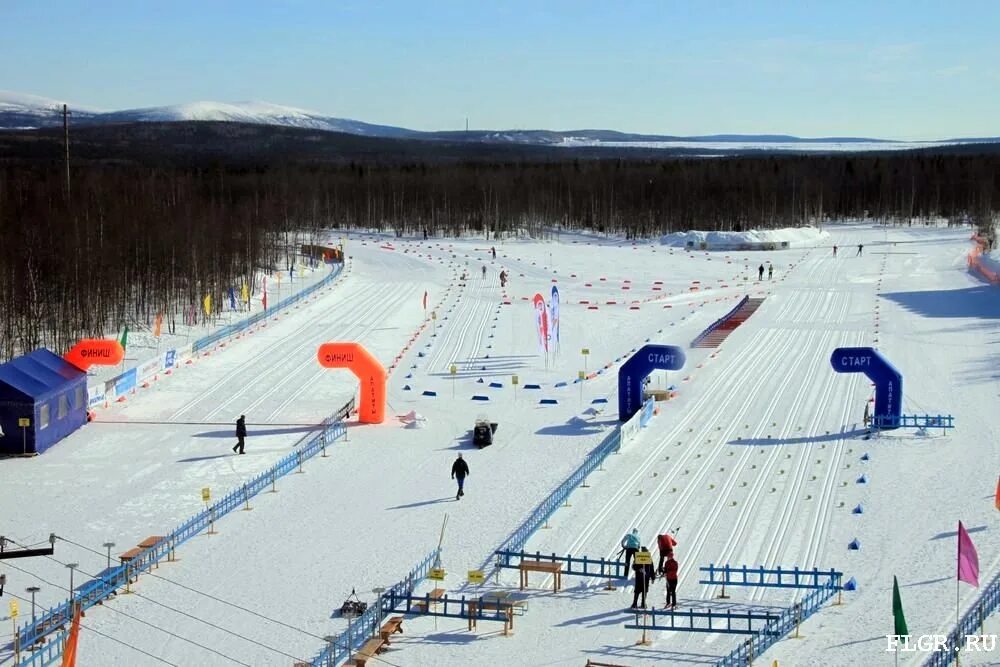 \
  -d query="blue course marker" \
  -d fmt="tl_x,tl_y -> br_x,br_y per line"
488,382 -> 503,389
403,385 -> 411,391
592,398 -> 609,404
554,381 -> 567,388
524,384 -> 541,390
539,398 -> 558,405
472,395 -> 489,401
422,390 -> 437,397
